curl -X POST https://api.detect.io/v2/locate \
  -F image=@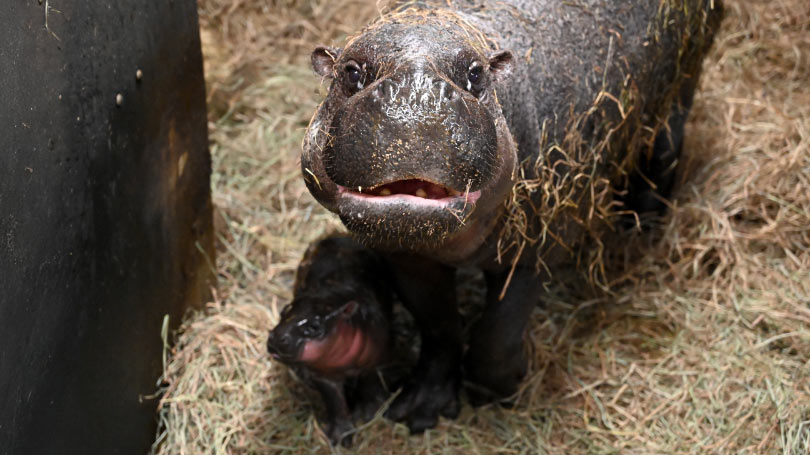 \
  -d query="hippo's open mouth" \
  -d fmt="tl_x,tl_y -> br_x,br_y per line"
331,177 -> 484,253
361,179 -> 462,199
338,179 -> 482,207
